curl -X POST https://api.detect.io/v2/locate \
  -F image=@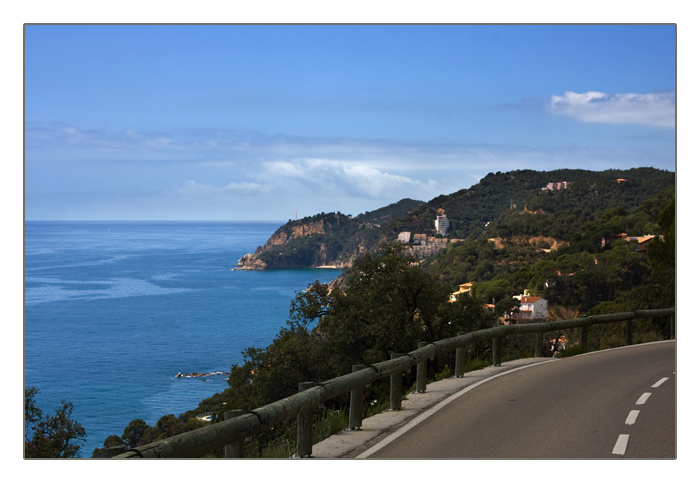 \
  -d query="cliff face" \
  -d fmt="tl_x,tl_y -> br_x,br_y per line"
255,219 -> 326,254
235,215 -> 358,270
